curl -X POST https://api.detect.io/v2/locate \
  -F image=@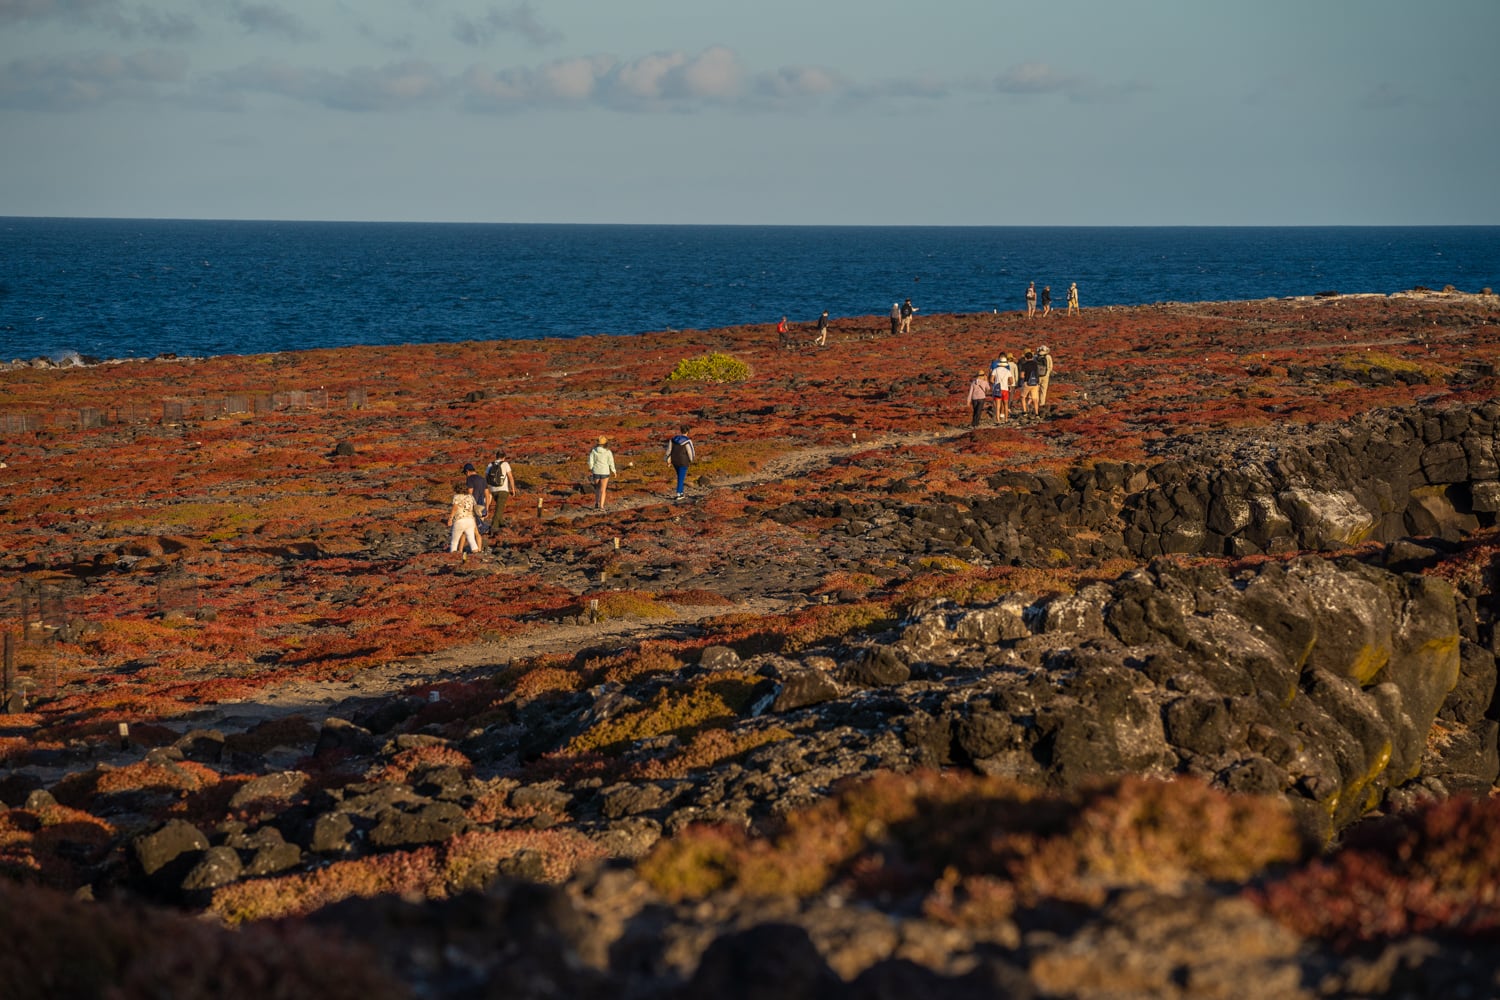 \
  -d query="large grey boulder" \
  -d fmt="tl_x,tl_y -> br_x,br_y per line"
886,554 -> 1476,840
